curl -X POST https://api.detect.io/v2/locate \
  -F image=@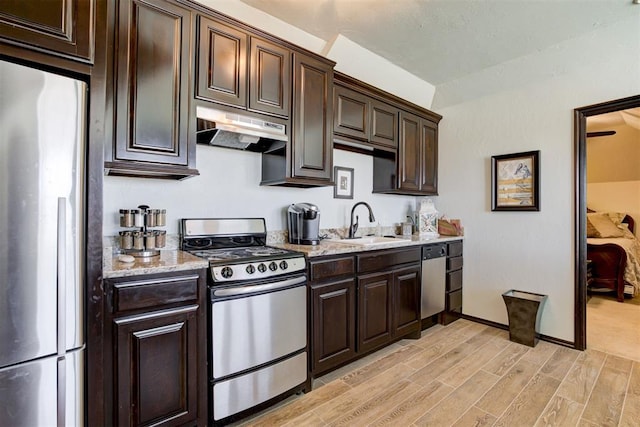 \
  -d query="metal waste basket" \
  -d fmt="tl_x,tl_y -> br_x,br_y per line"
502,290 -> 547,347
